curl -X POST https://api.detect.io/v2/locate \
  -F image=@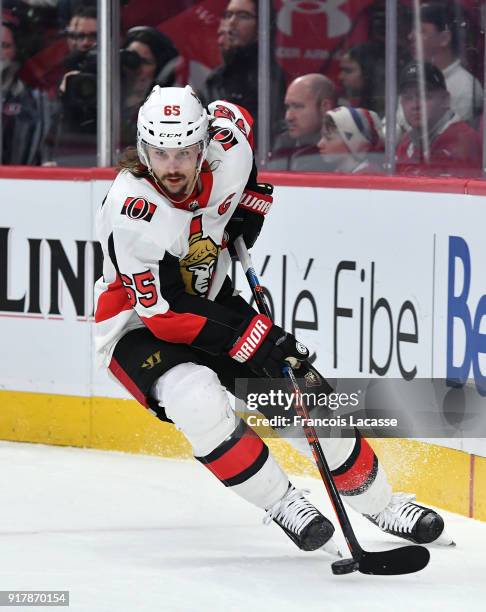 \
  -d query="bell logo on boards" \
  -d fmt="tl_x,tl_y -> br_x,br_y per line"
446,236 -> 486,396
